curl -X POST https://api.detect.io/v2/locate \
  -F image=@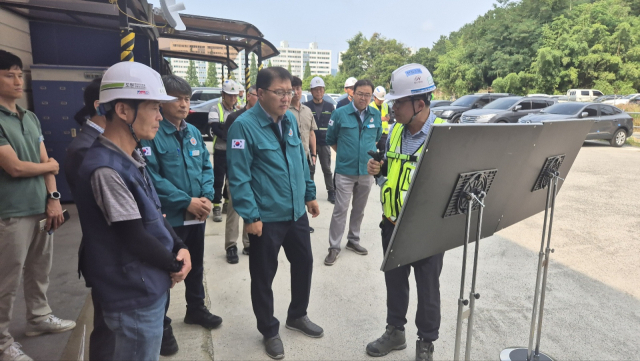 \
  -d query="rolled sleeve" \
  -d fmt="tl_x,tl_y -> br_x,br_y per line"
226,121 -> 261,223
